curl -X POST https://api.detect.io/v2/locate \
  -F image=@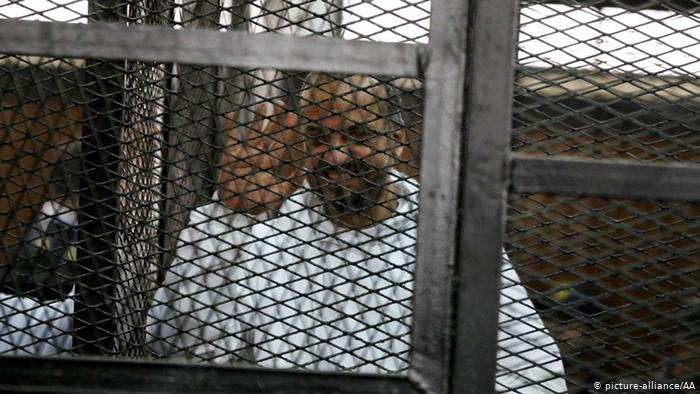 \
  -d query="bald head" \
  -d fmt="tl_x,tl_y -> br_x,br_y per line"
299,73 -> 403,130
